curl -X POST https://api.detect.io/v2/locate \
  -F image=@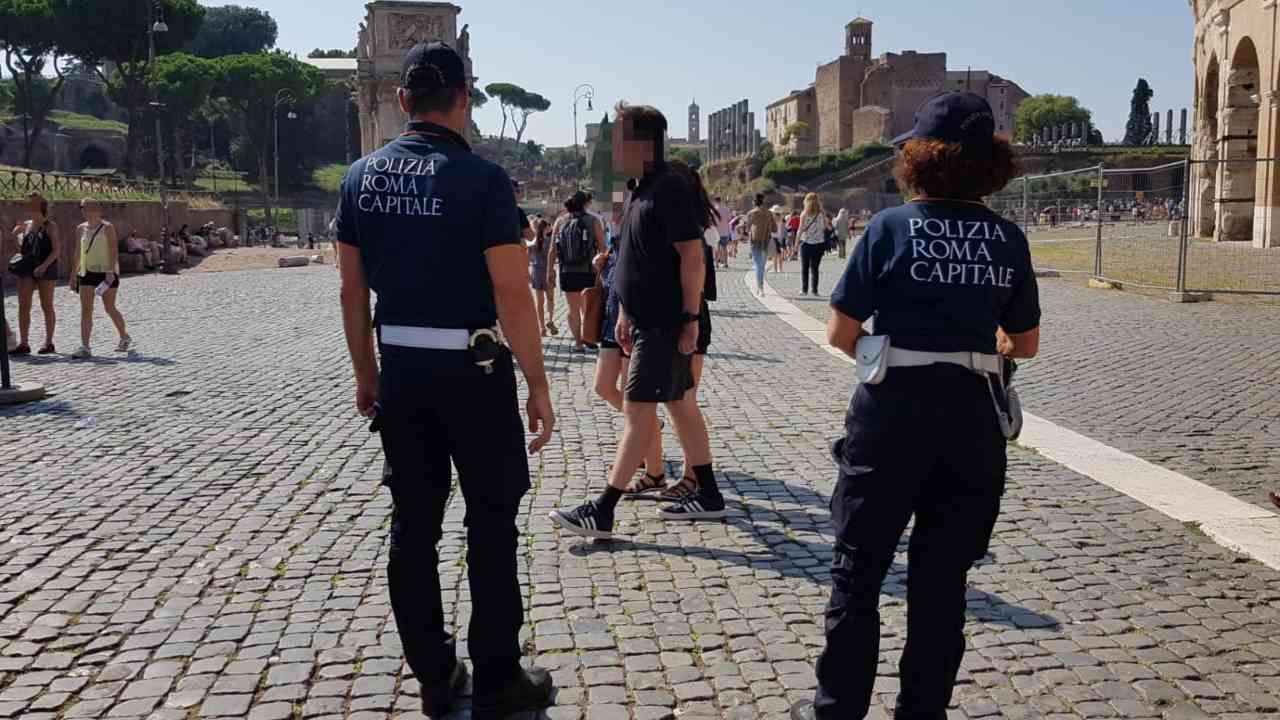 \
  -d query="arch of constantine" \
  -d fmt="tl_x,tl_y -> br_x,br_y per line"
1190,0 -> 1279,247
